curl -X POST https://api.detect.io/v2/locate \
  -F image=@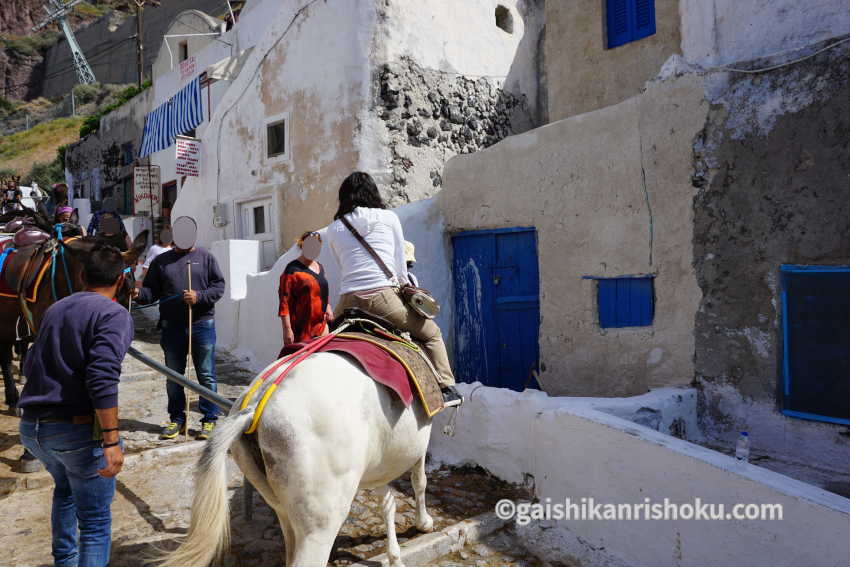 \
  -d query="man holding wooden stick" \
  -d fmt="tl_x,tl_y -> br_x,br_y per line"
135,216 -> 225,440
